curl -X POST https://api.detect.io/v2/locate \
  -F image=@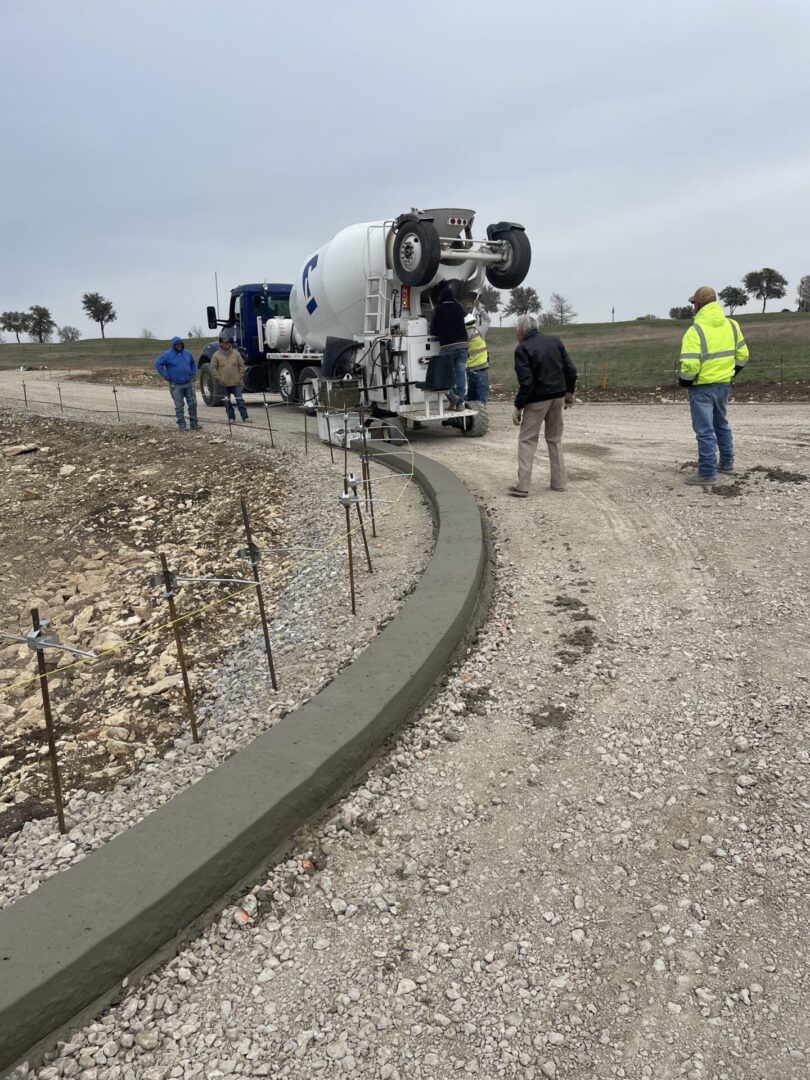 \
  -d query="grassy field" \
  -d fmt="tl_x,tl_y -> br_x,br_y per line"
2,313 -> 808,392
486,311 -> 810,390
